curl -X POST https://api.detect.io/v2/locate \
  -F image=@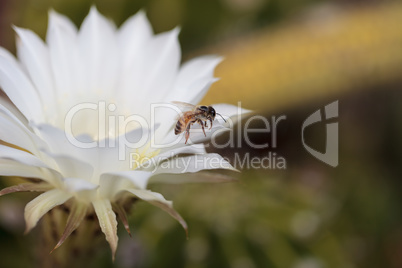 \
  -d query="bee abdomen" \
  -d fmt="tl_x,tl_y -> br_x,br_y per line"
175,119 -> 184,135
